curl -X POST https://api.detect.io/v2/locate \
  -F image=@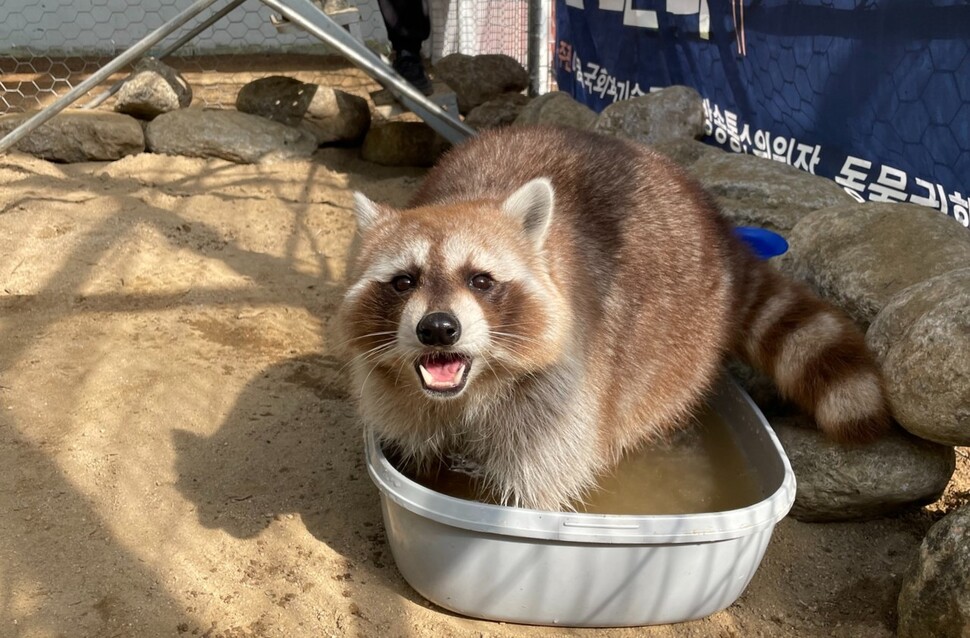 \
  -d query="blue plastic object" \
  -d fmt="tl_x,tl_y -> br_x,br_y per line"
735,227 -> 789,259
